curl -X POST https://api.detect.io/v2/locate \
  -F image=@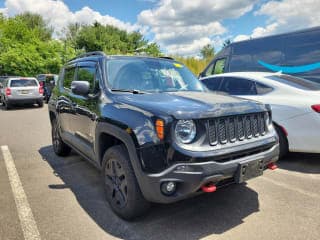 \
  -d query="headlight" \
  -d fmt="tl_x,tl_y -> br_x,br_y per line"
175,120 -> 196,144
